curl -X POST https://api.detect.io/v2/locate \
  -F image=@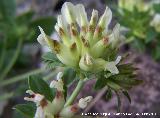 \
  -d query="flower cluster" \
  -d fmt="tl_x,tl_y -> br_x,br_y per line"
37,2 -> 122,74
24,72 -> 92,118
